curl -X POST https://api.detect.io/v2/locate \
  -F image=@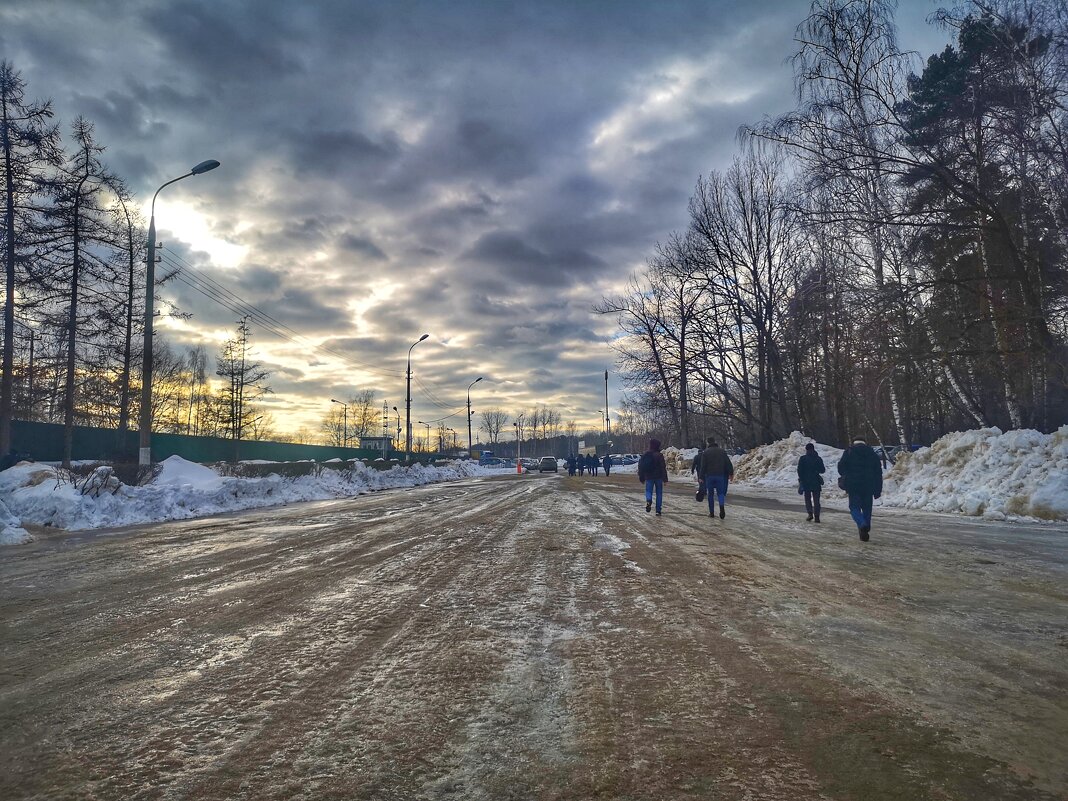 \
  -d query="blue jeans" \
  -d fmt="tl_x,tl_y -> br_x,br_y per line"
706,475 -> 729,512
645,479 -> 663,512
848,493 -> 874,529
